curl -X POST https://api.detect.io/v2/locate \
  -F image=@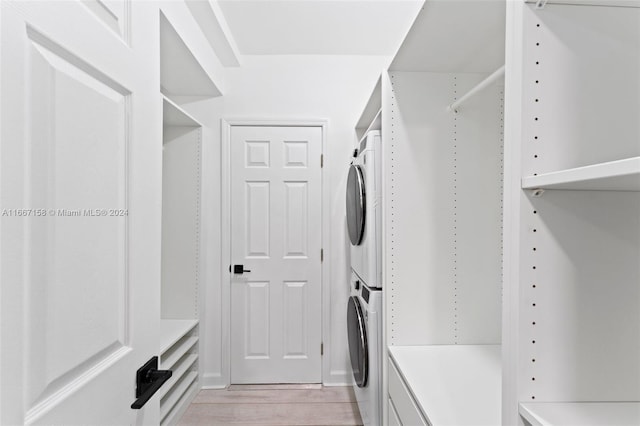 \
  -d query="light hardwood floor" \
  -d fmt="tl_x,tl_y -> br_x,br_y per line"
178,385 -> 363,426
